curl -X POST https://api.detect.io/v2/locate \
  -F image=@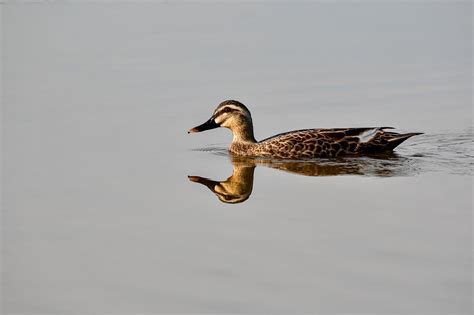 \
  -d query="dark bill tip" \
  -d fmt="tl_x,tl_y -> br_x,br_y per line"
187,175 -> 202,182
187,118 -> 219,134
